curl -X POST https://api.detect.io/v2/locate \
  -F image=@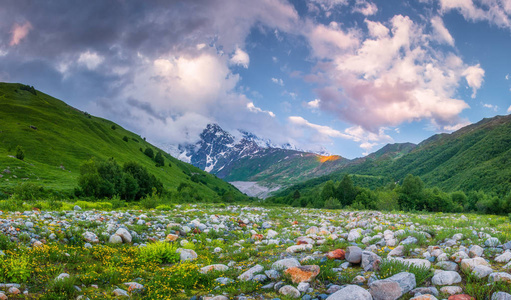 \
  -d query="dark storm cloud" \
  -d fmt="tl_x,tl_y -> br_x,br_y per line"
0,0 -> 214,59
